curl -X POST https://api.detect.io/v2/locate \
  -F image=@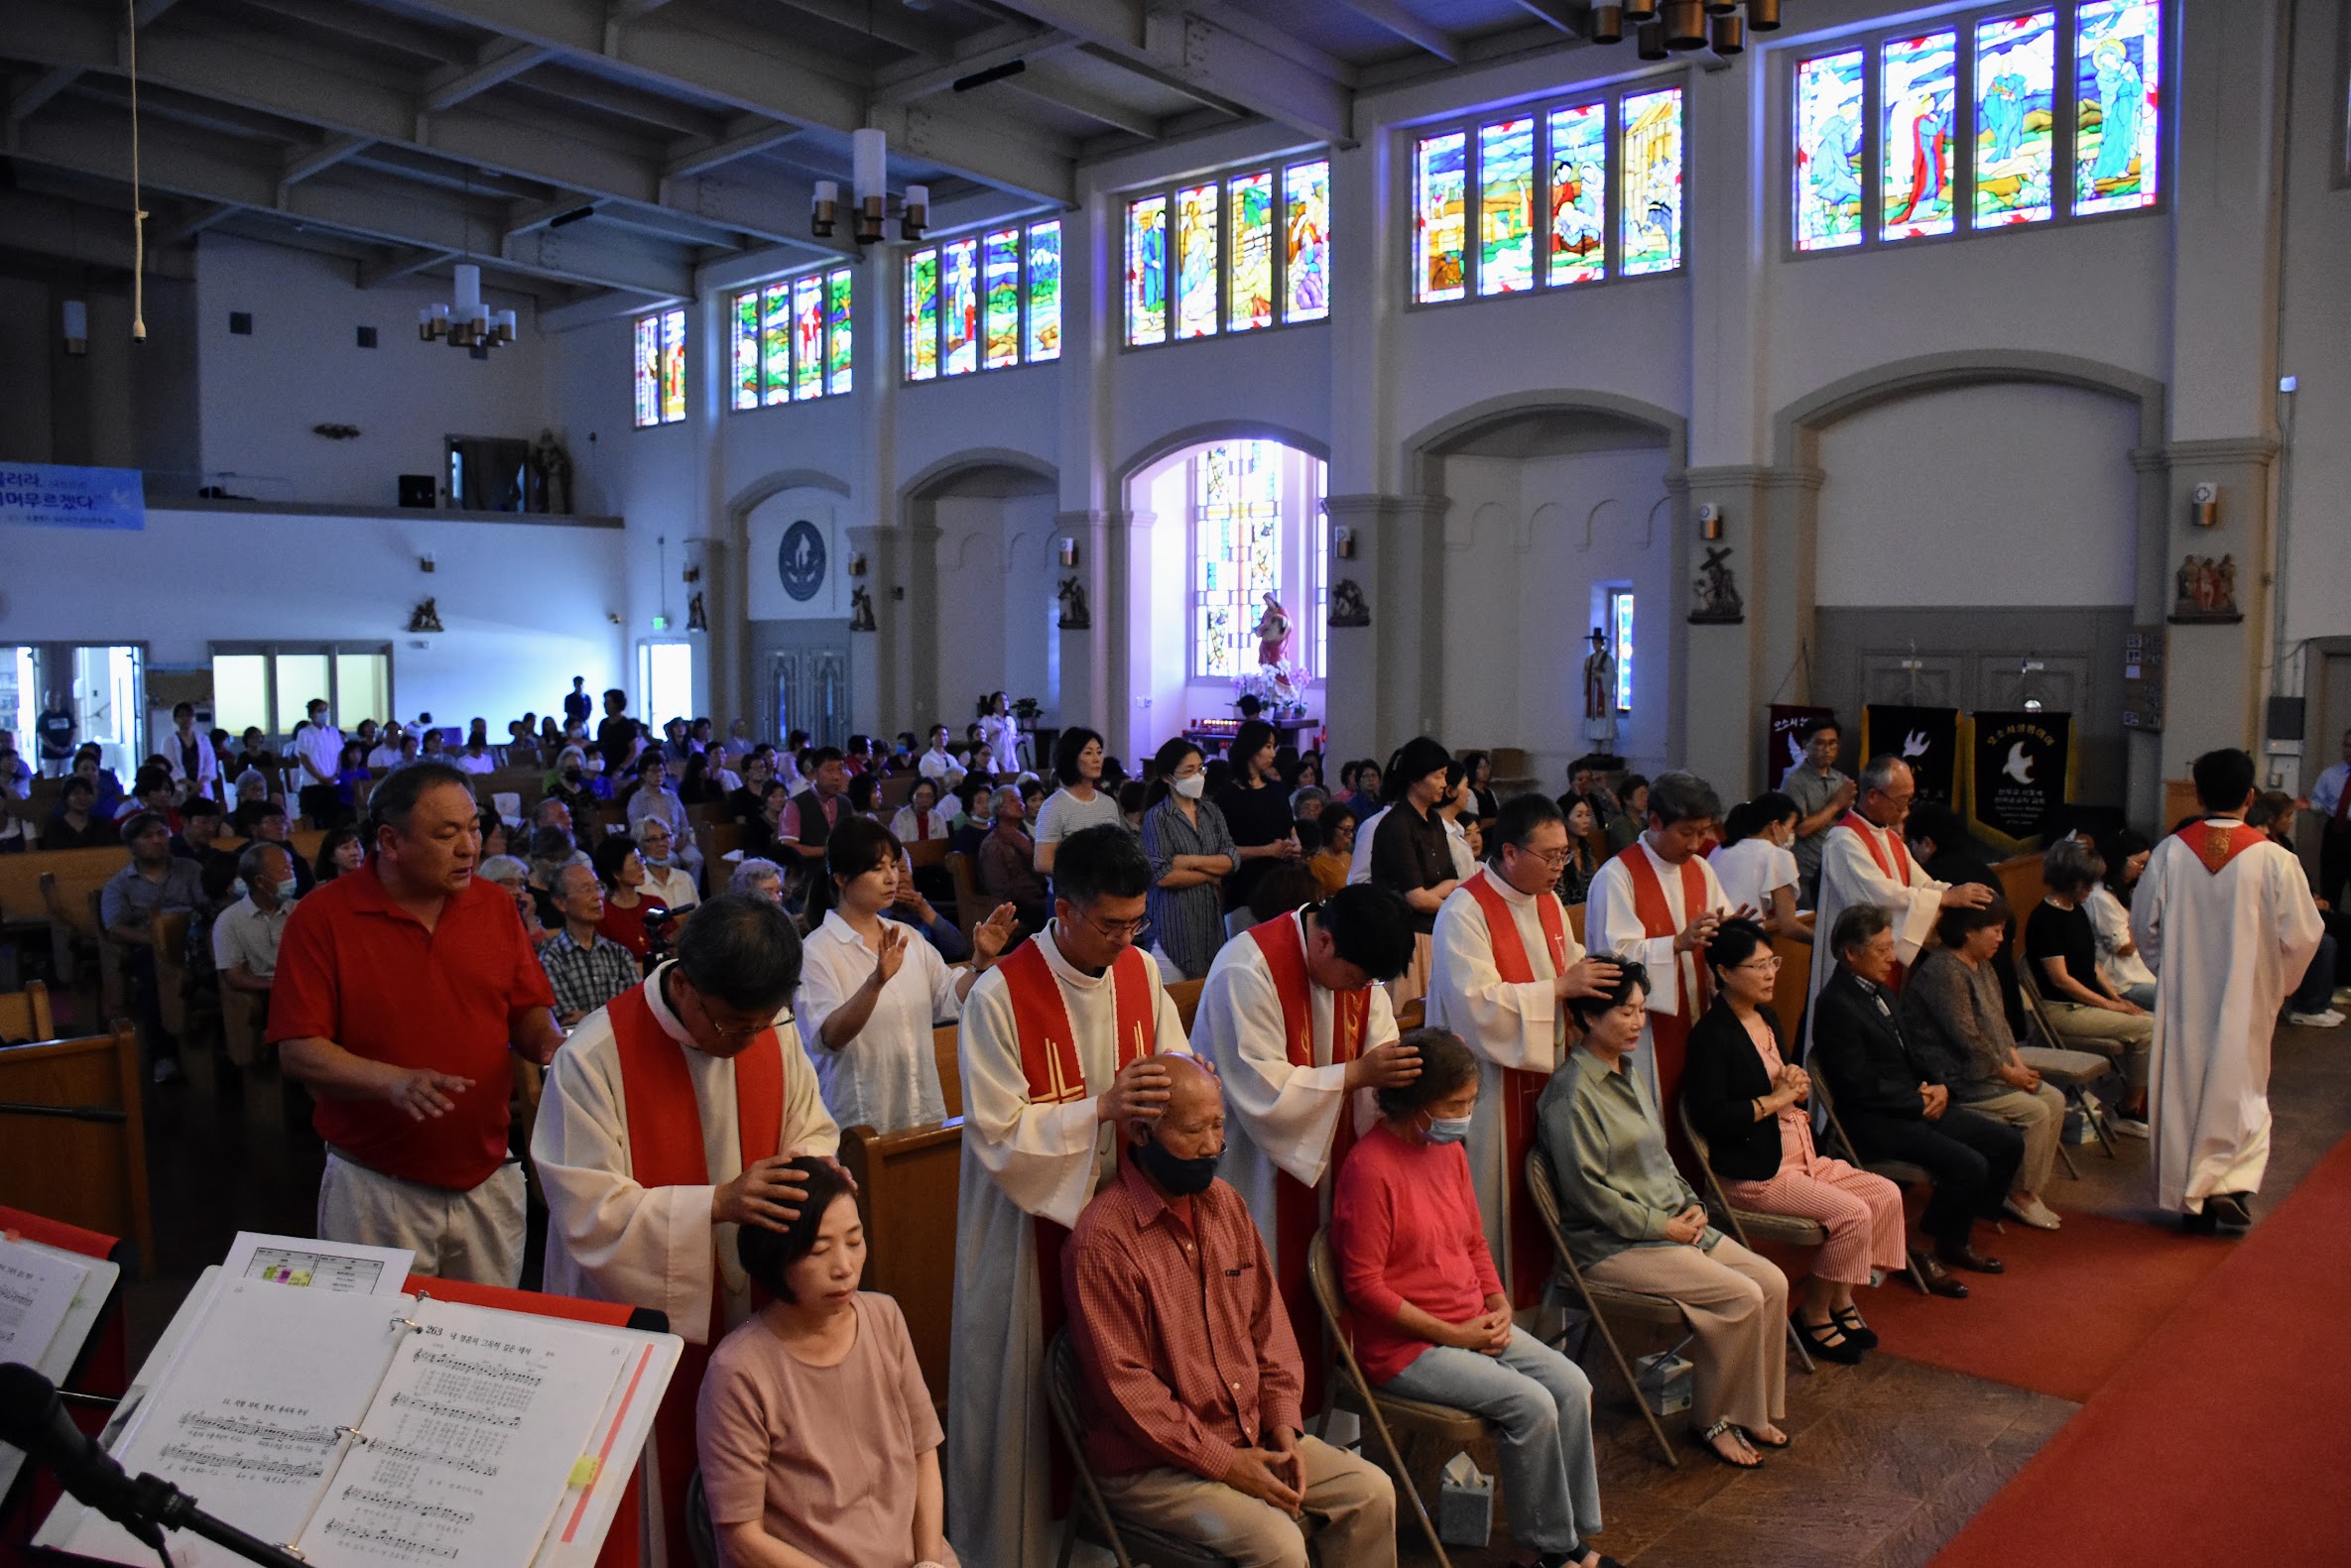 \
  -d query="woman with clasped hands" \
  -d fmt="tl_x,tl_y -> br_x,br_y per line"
696,1158 -> 957,1568
1332,1028 -> 1617,1568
